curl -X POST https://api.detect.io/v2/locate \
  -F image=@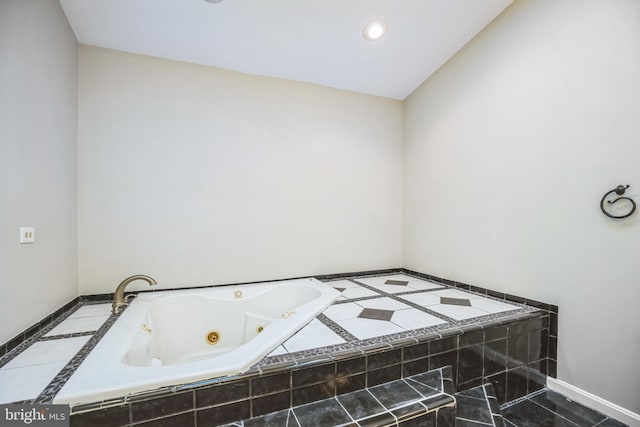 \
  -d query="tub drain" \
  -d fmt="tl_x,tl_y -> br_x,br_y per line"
206,331 -> 220,345
256,326 -> 264,333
